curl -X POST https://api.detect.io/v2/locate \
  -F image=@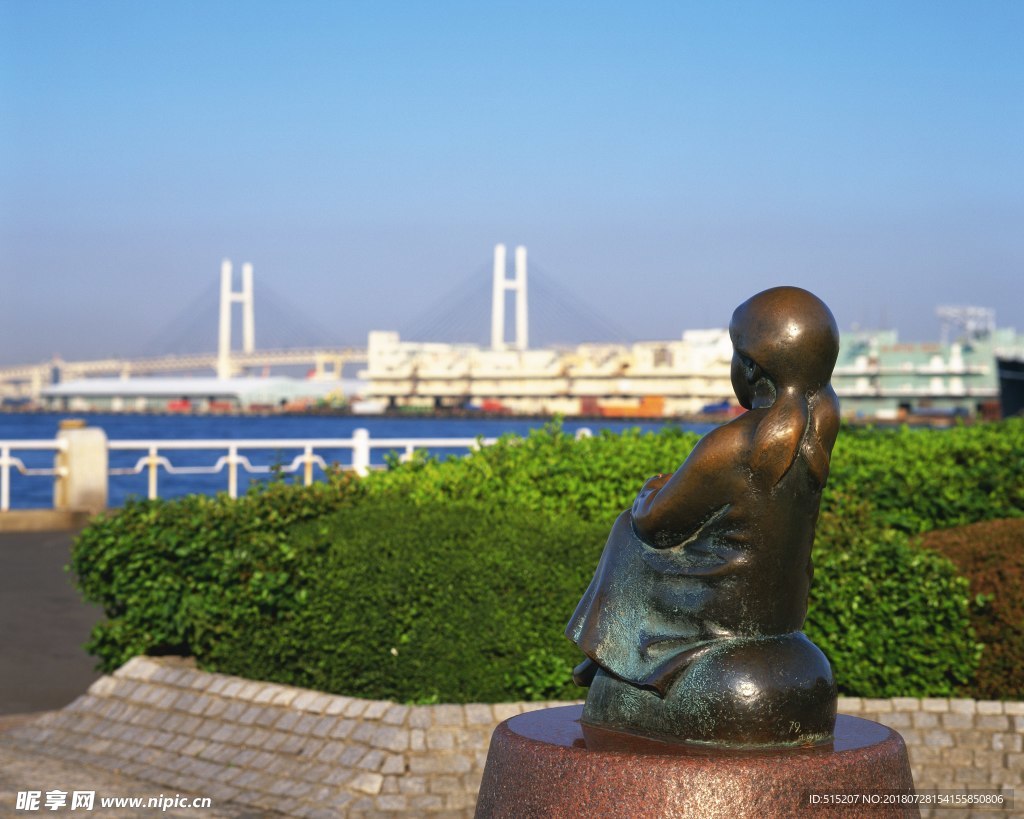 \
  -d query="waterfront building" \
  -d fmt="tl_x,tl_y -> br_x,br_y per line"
361,325 -> 1023,420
